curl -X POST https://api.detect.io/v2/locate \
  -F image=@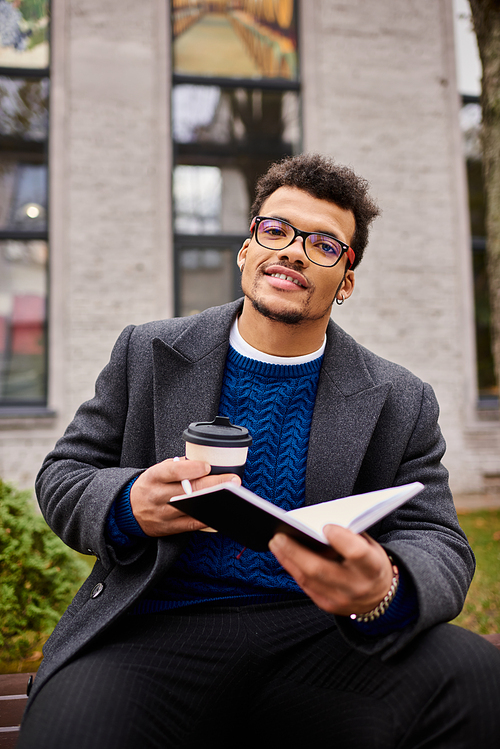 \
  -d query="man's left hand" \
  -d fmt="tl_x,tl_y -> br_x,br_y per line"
269,525 -> 394,617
